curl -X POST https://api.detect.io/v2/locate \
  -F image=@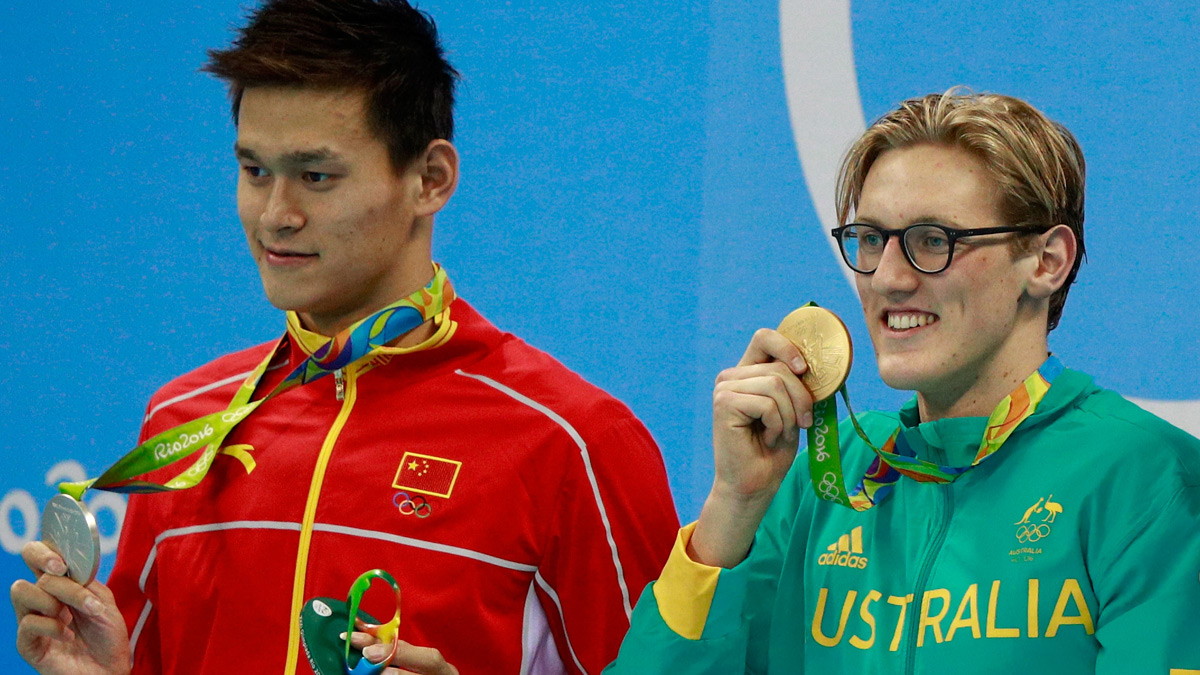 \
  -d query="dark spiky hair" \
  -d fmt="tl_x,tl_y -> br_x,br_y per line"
203,0 -> 458,170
